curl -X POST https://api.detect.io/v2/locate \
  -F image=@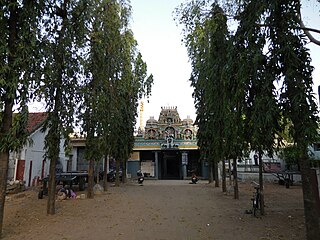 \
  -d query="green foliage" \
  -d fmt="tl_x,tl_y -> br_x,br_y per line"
0,1 -> 41,151
81,0 -> 153,165
0,109 -> 29,152
0,0 -> 50,233
278,144 -> 317,169
232,0 -> 284,156
178,2 -> 253,163
176,0 -> 319,162
177,1 -> 320,237
176,2 -> 247,163
278,144 -> 300,168
33,0 -> 91,163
